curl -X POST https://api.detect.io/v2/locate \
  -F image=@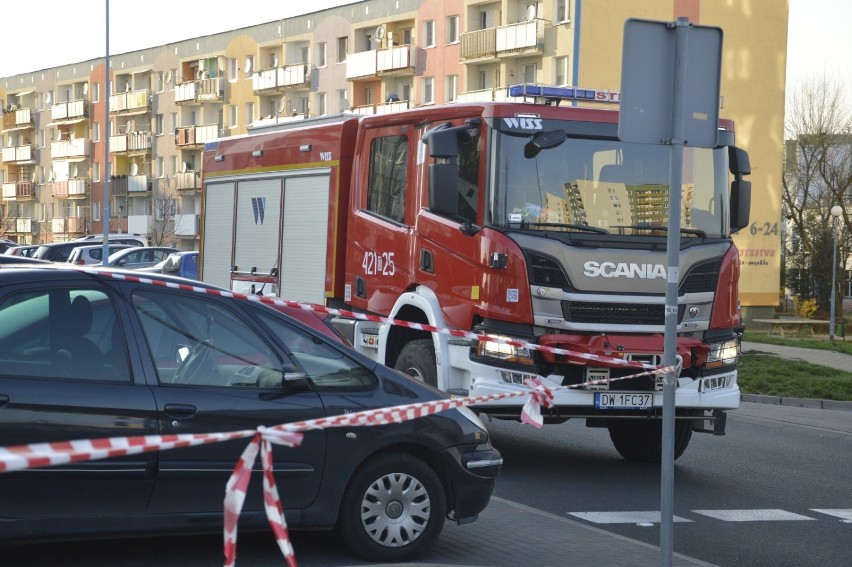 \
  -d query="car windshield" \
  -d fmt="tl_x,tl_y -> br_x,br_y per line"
489,123 -> 731,238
